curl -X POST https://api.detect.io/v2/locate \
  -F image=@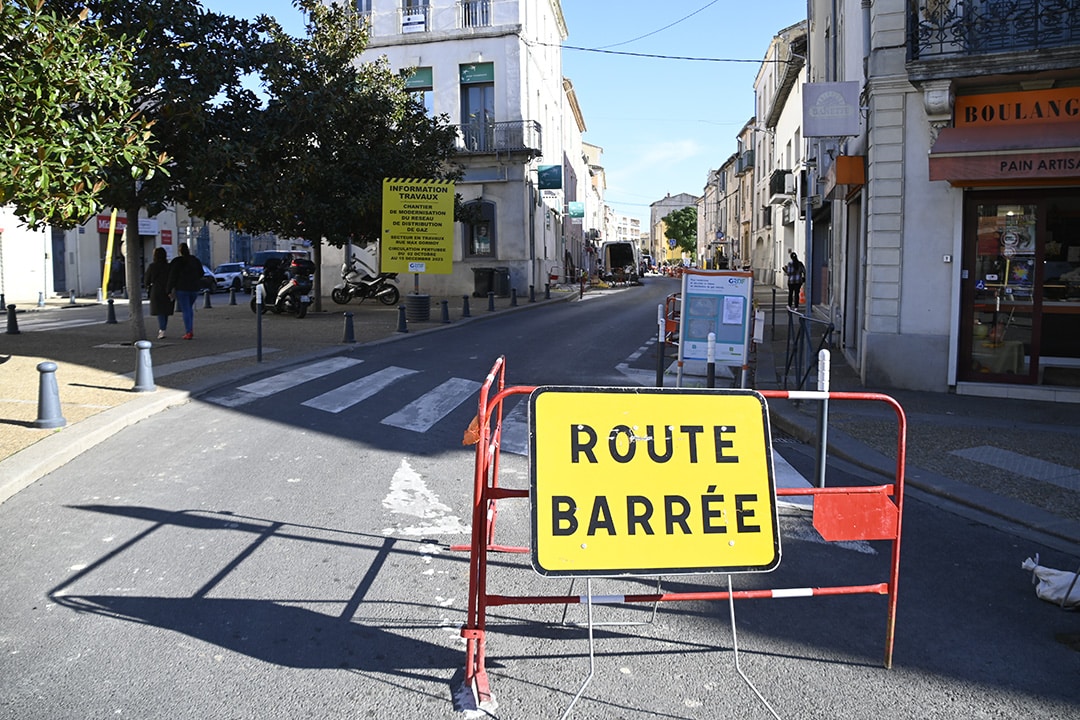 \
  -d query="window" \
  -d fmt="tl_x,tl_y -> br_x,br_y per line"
463,200 -> 496,257
404,67 -> 434,116
460,0 -> 491,28
460,63 -> 494,151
